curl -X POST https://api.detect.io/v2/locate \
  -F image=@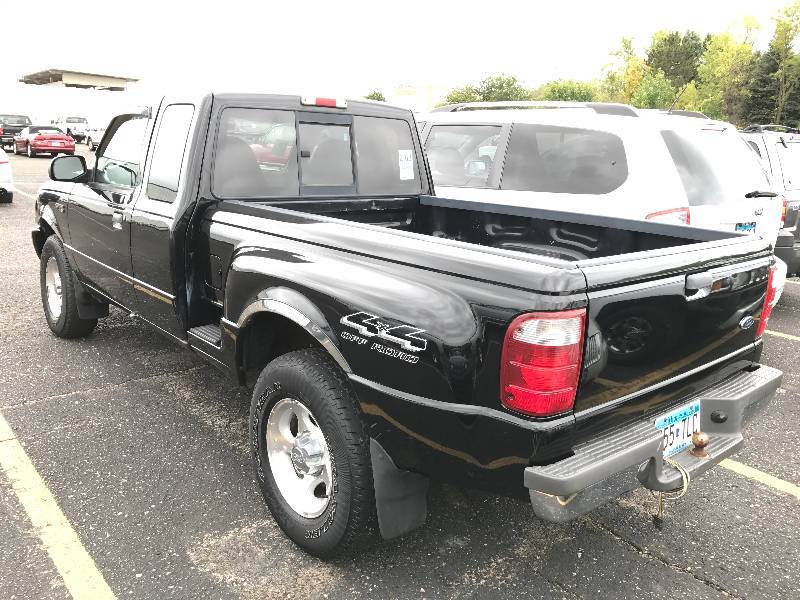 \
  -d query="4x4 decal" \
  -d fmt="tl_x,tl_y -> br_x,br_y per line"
340,311 -> 427,352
